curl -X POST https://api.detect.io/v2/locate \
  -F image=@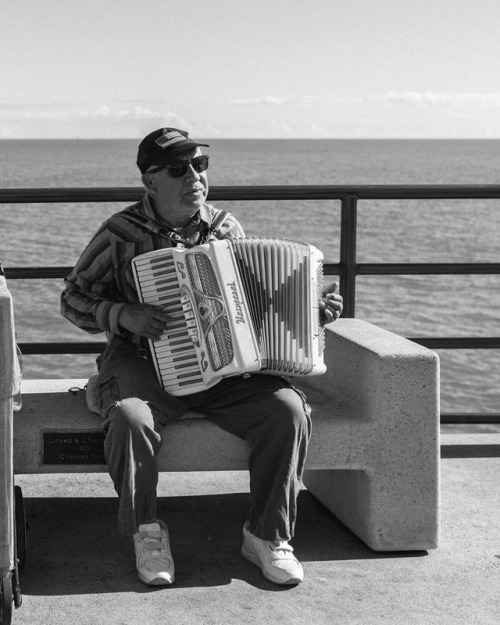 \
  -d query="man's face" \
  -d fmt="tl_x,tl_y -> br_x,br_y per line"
147,148 -> 209,226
